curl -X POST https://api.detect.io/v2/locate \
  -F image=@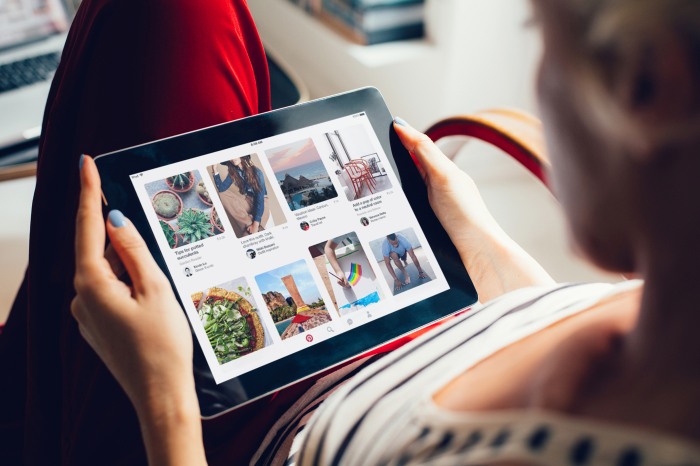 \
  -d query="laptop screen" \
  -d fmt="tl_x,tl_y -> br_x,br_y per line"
0,0 -> 69,50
